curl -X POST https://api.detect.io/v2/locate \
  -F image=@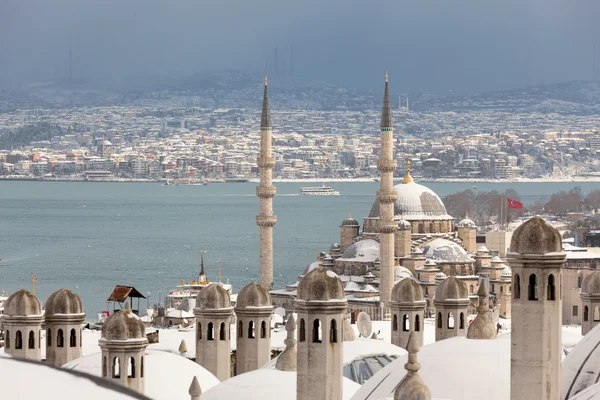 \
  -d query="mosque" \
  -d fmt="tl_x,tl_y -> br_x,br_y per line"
3,75 -> 600,400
